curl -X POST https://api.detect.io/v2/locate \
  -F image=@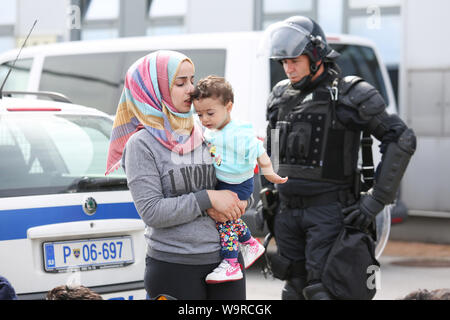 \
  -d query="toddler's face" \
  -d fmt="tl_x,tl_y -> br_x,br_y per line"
193,97 -> 232,130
